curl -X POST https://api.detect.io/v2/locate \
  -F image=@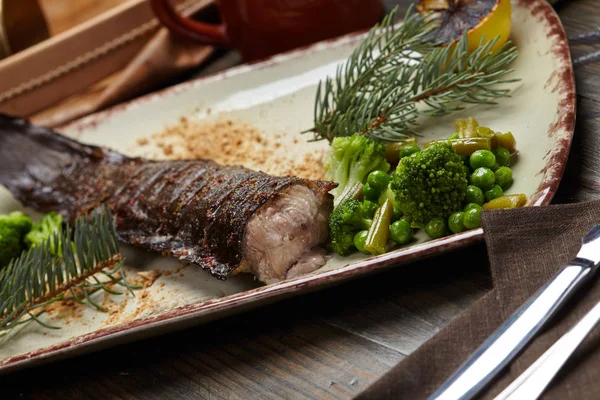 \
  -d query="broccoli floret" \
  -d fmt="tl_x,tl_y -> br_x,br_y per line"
0,226 -> 22,268
25,212 -> 63,254
328,199 -> 373,256
361,200 -> 379,219
0,211 -> 33,237
324,133 -> 390,204
391,141 -> 468,228
0,211 -> 33,268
